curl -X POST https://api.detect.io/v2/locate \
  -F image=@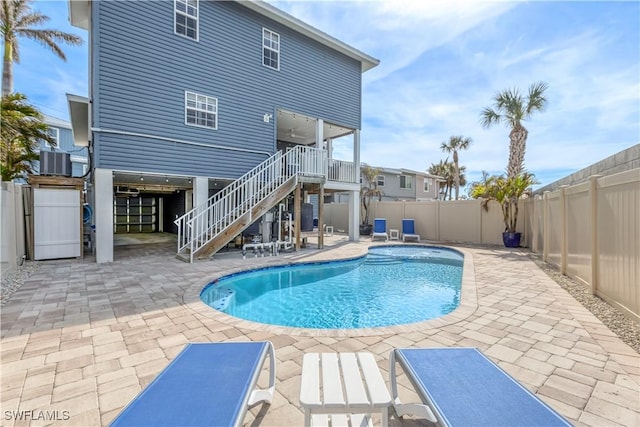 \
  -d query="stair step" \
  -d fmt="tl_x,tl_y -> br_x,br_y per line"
175,252 -> 191,263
